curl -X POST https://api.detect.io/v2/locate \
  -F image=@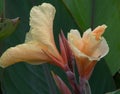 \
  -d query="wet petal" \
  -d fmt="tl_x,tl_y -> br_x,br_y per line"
0,41 -> 50,68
